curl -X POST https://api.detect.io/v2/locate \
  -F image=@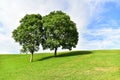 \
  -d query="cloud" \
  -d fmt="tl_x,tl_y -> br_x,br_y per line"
82,27 -> 120,50
80,0 -> 120,50
0,33 -> 20,53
